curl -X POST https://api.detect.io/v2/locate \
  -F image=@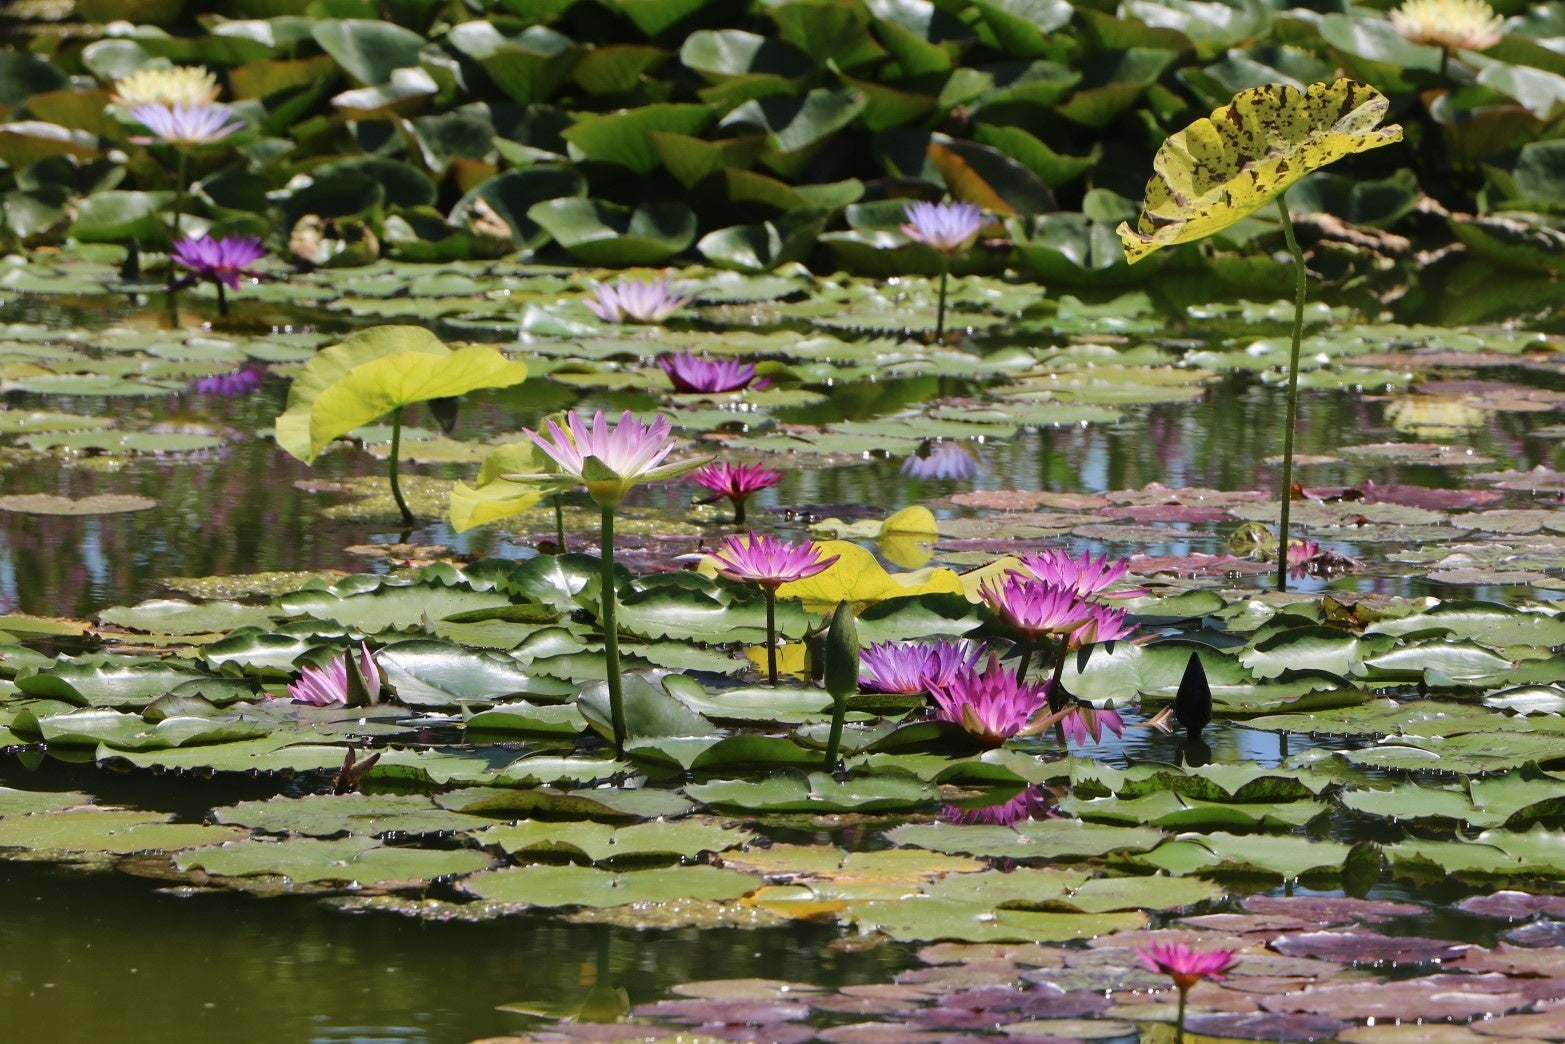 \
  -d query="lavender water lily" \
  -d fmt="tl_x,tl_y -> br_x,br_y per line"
169,235 -> 266,315
901,199 -> 984,345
